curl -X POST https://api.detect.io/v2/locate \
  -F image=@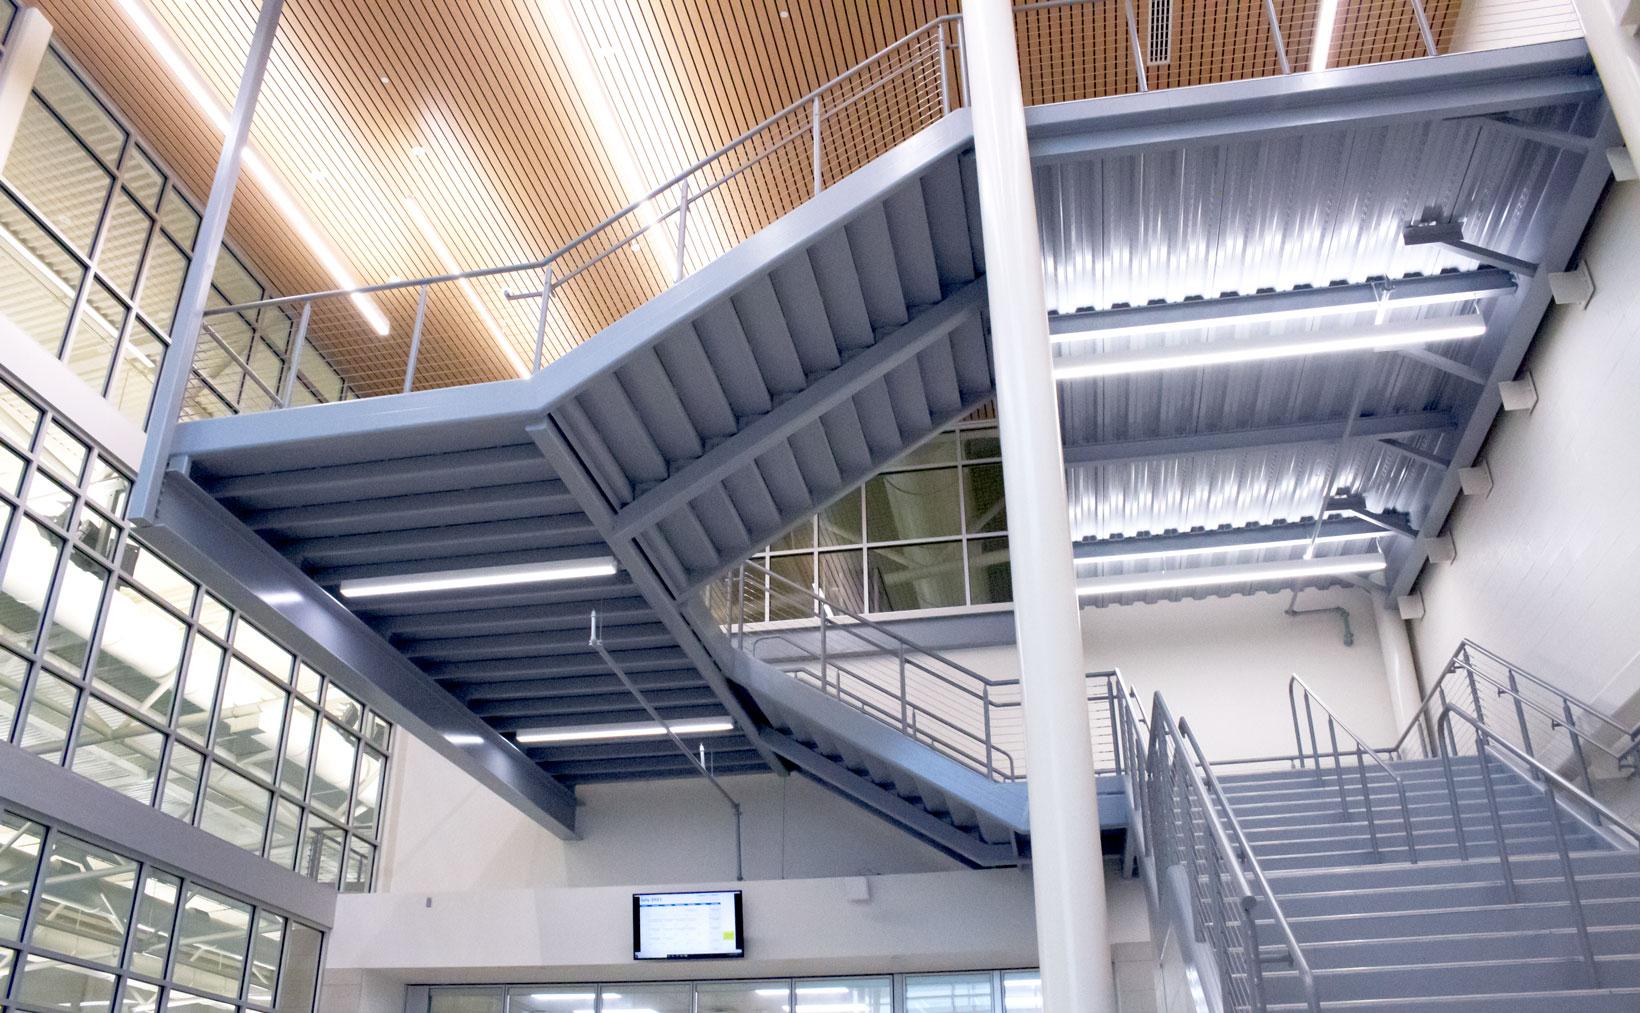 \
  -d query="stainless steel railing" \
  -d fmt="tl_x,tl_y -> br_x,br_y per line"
1289,675 -> 1419,863
176,0 -> 1541,419
1435,704 -> 1640,989
1143,693 -> 1321,1013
